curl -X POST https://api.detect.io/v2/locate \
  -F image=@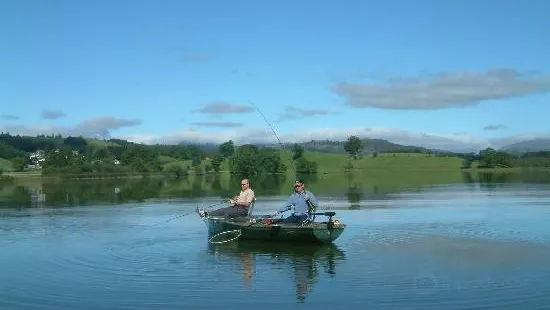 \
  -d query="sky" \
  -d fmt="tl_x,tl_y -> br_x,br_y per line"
1,0 -> 549,152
